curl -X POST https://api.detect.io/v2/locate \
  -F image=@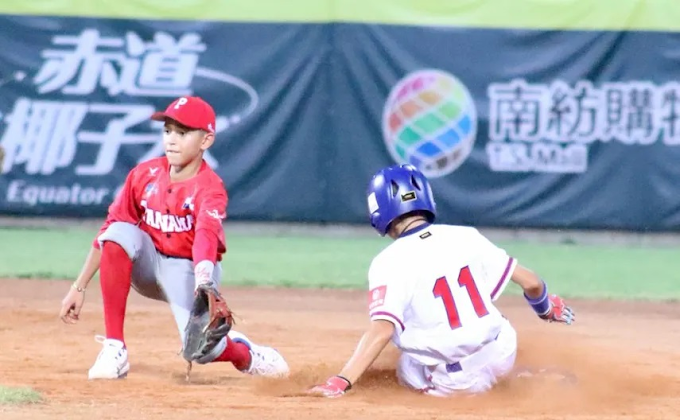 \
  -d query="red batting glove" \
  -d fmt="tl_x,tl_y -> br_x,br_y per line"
308,376 -> 352,398
539,294 -> 575,325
